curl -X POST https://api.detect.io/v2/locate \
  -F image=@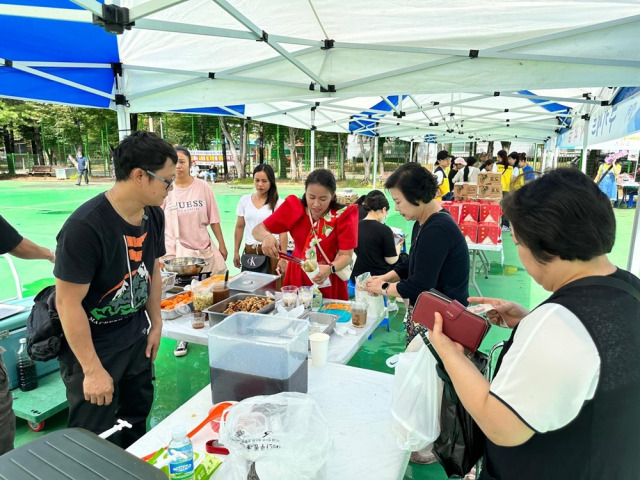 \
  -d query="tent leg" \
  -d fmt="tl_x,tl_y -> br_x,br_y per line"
310,129 -> 315,172
116,104 -> 131,141
628,204 -> 640,275
581,118 -> 589,174
372,136 -> 379,189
